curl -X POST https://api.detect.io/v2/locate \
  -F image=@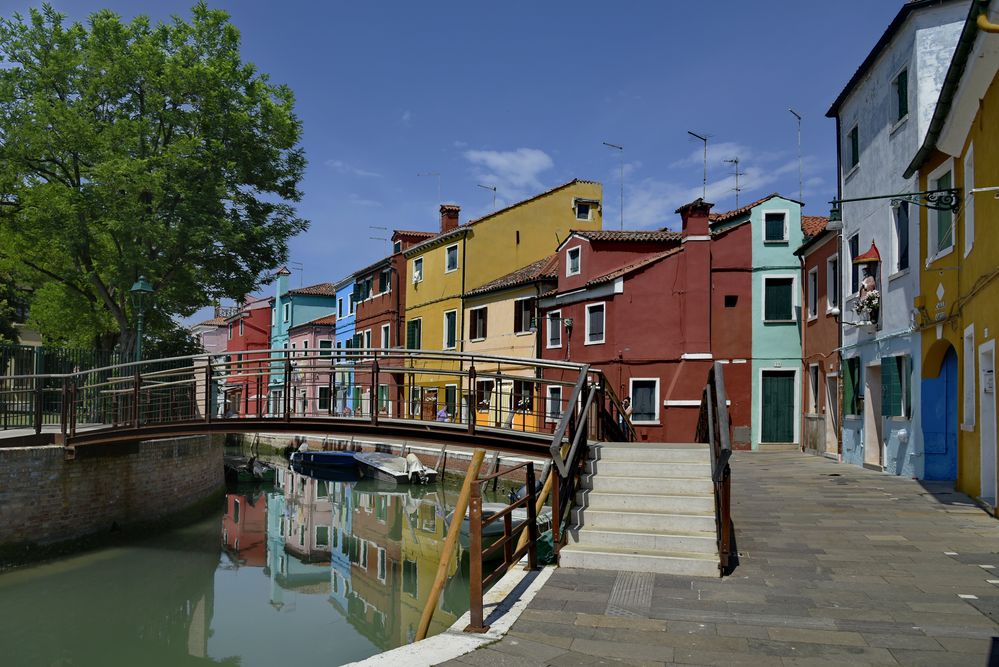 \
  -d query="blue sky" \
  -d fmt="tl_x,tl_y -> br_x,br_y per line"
2,0 -> 902,318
